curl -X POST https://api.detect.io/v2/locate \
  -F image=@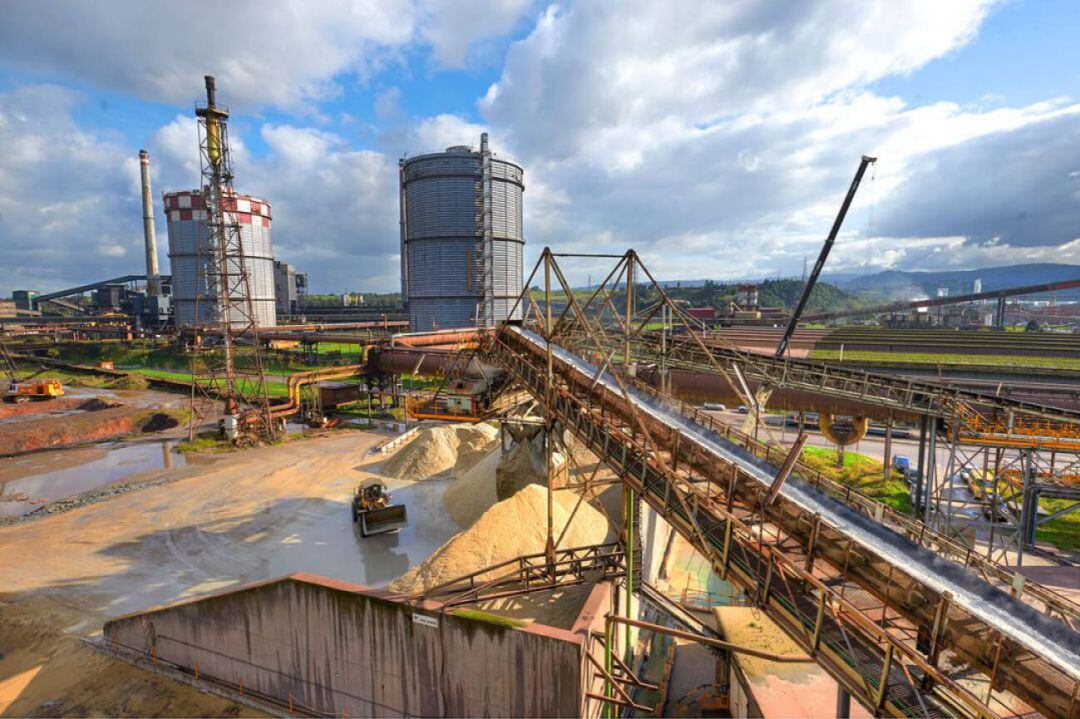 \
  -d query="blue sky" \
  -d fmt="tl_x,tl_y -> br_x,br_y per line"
0,0 -> 1076,295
